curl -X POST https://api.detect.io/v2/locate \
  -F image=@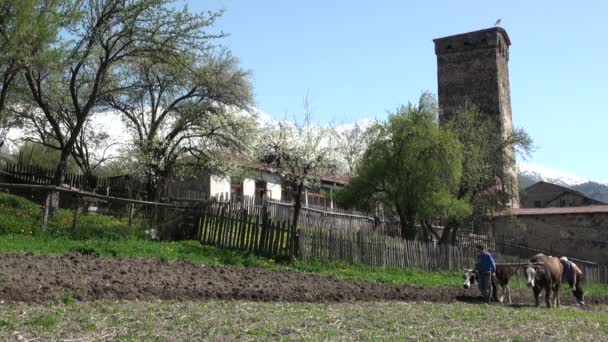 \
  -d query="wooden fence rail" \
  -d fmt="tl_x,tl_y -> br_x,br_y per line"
0,160 -> 208,200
